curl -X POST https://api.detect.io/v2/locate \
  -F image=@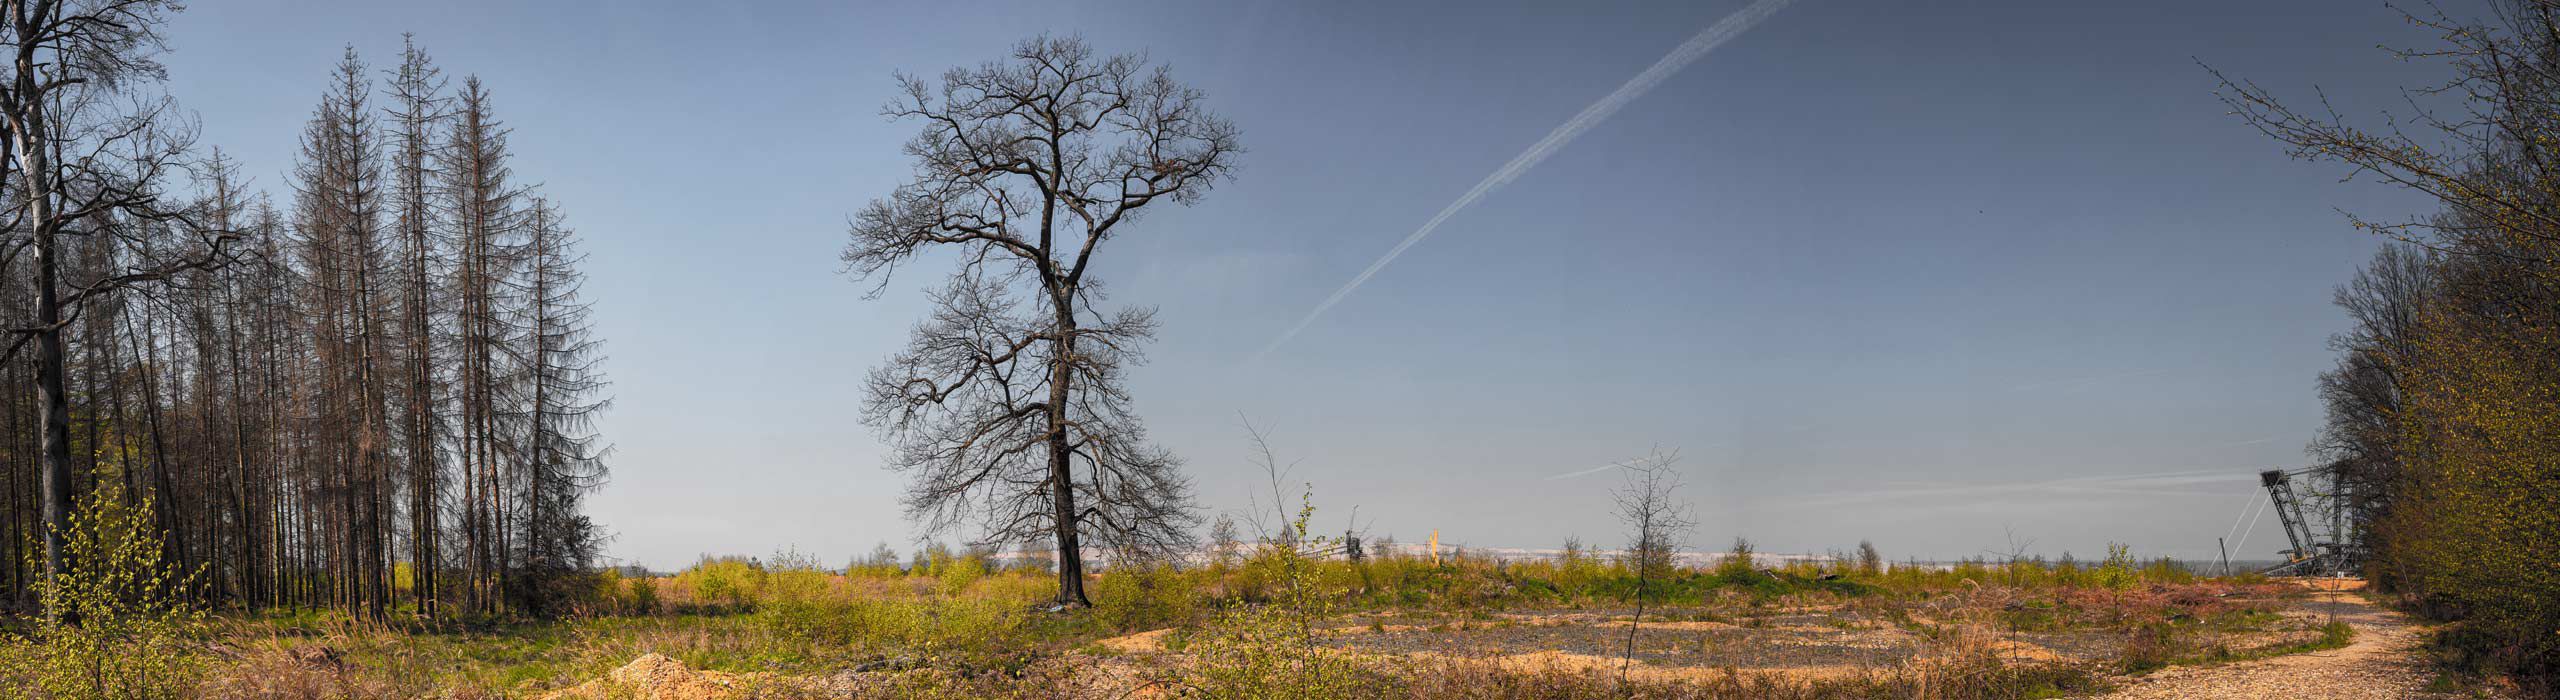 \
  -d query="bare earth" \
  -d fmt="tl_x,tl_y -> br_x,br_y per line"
2098,585 -> 2486,700
552,581 -> 2508,699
